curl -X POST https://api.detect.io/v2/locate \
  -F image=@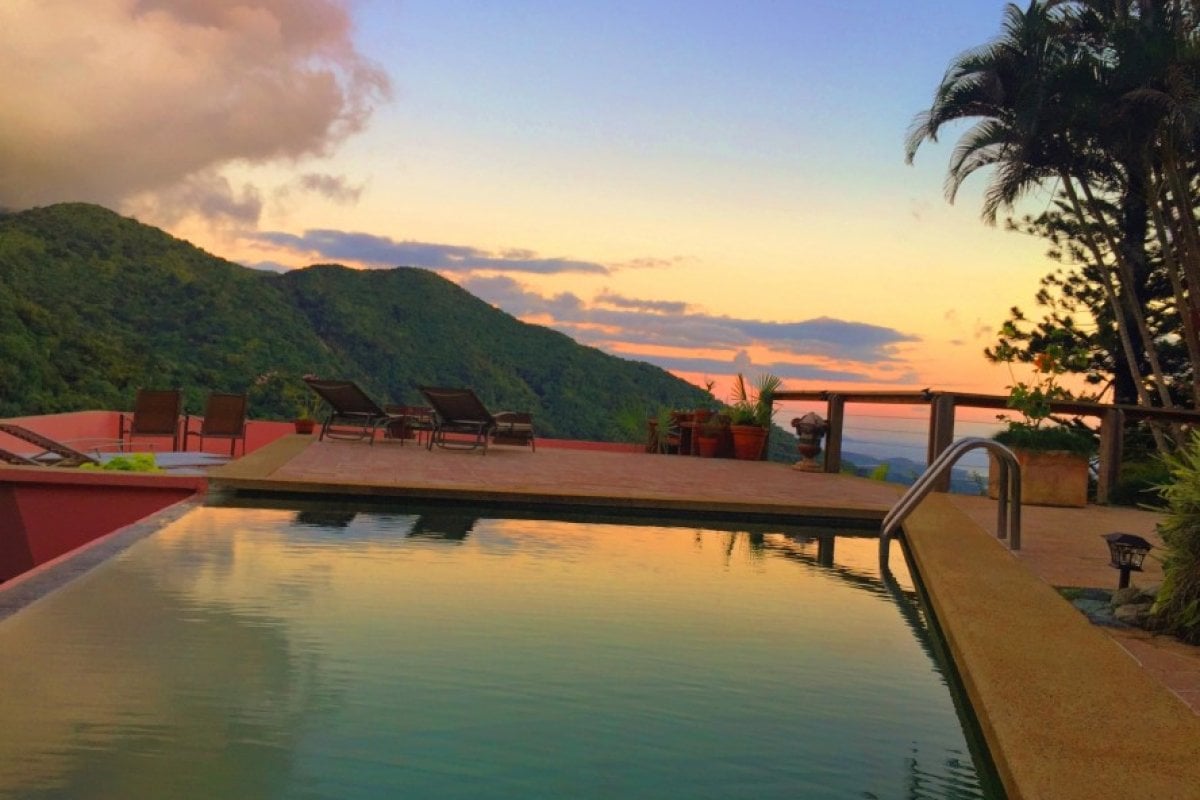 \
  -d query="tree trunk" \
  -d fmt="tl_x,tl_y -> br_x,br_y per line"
1149,199 -> 1200,407
1078,180 -> 1175,411
1060,174 -> 1172,451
